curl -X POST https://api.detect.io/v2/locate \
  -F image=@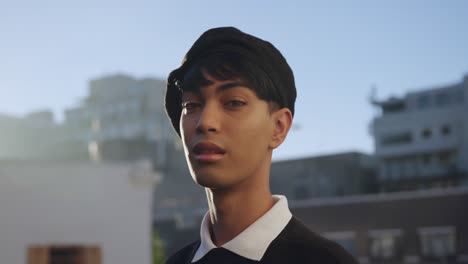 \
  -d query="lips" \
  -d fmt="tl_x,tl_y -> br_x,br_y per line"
192,141 -> 226,162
